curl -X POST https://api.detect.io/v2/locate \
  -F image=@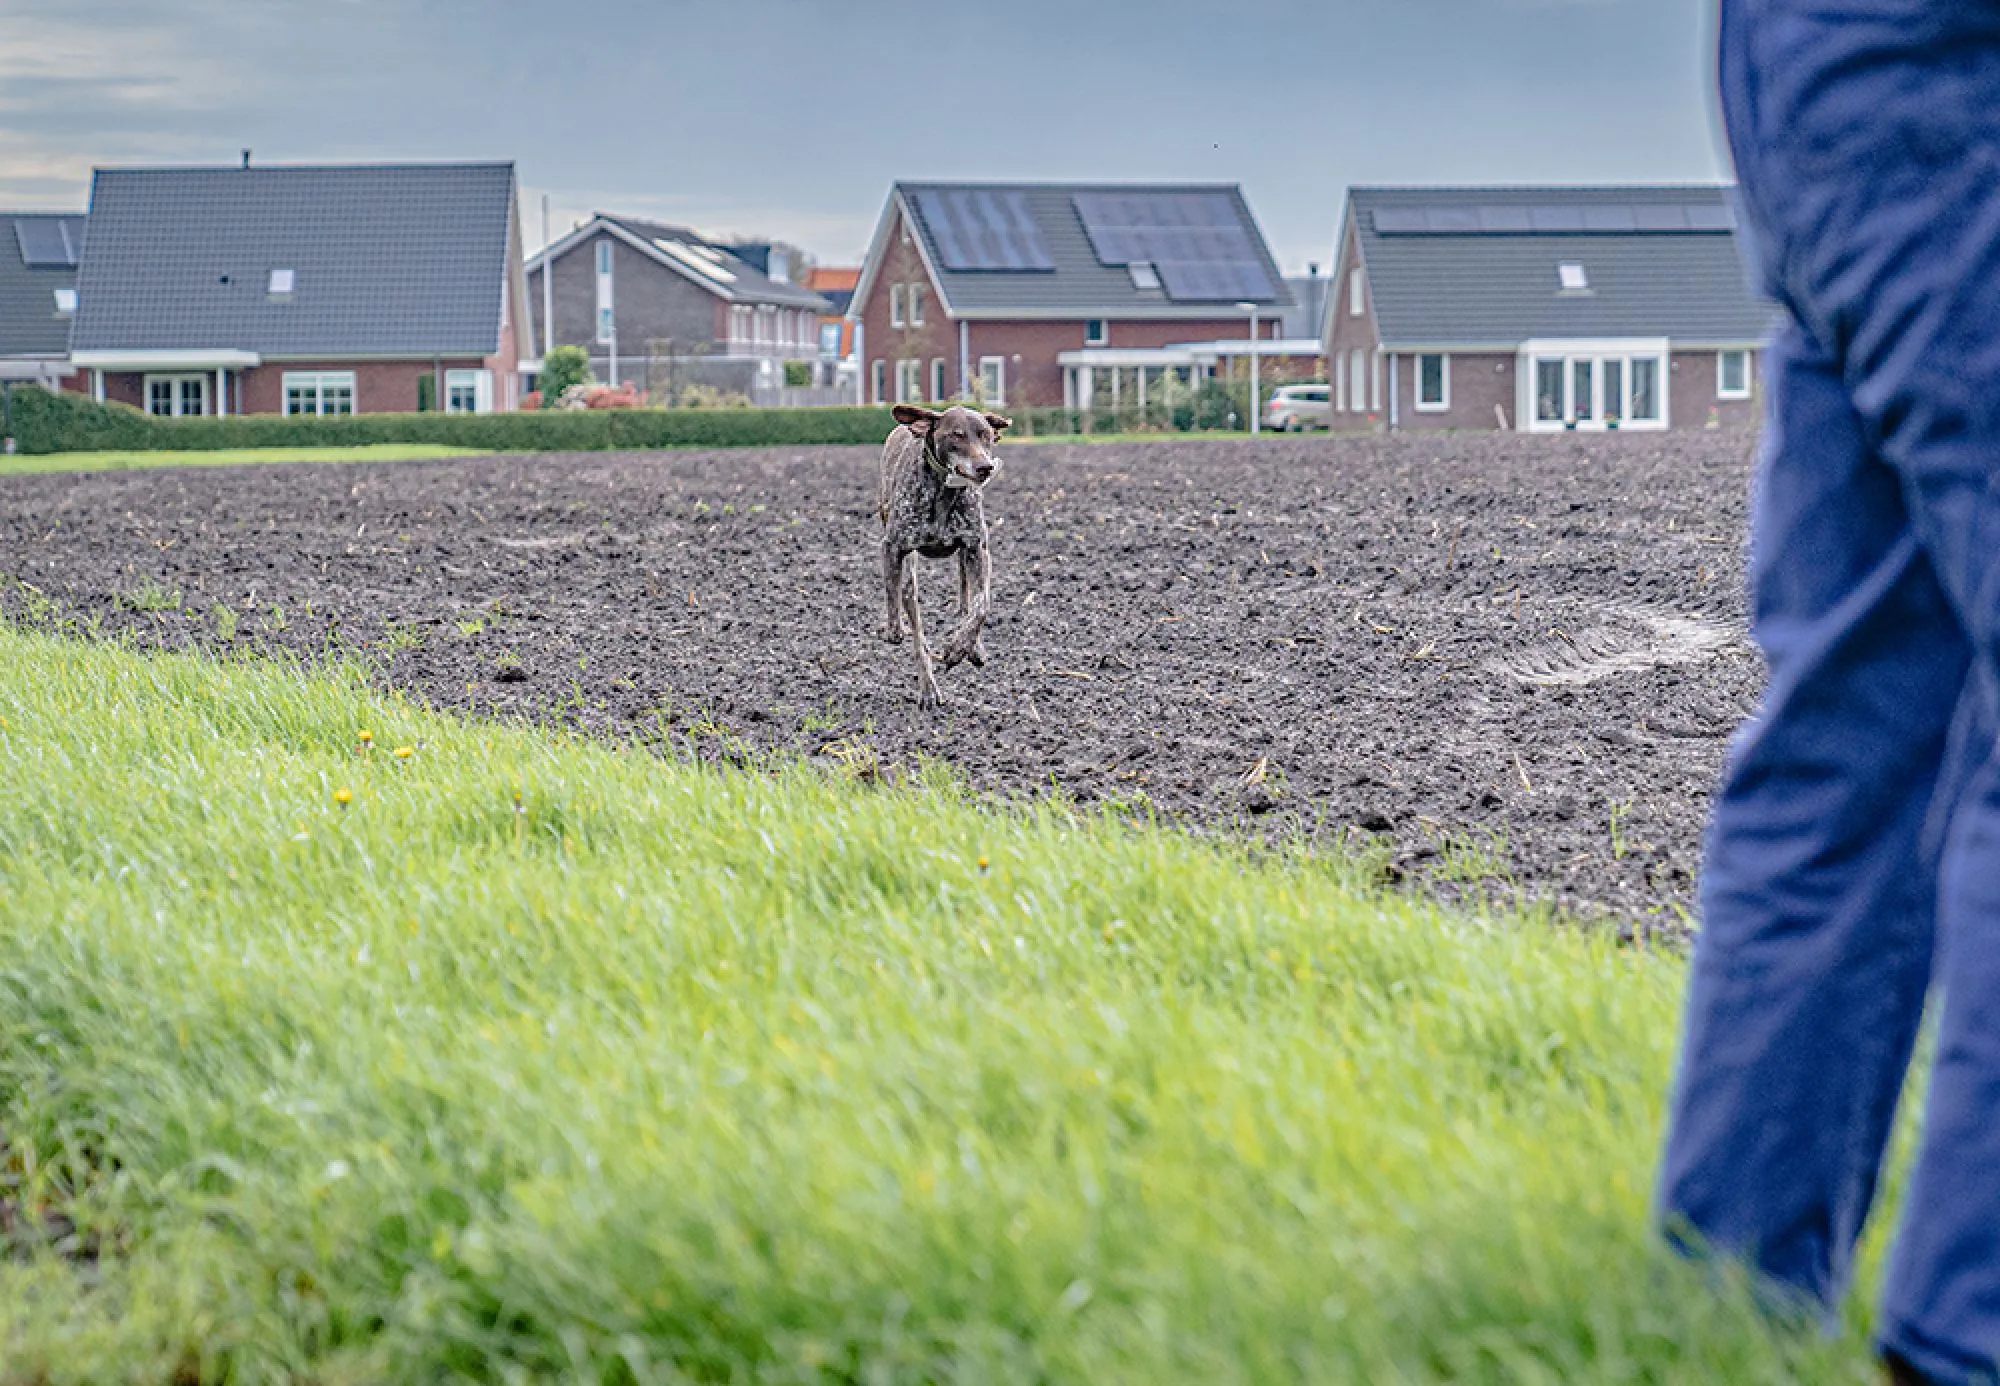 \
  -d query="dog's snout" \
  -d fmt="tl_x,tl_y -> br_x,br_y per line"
973,462 -> 995,482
